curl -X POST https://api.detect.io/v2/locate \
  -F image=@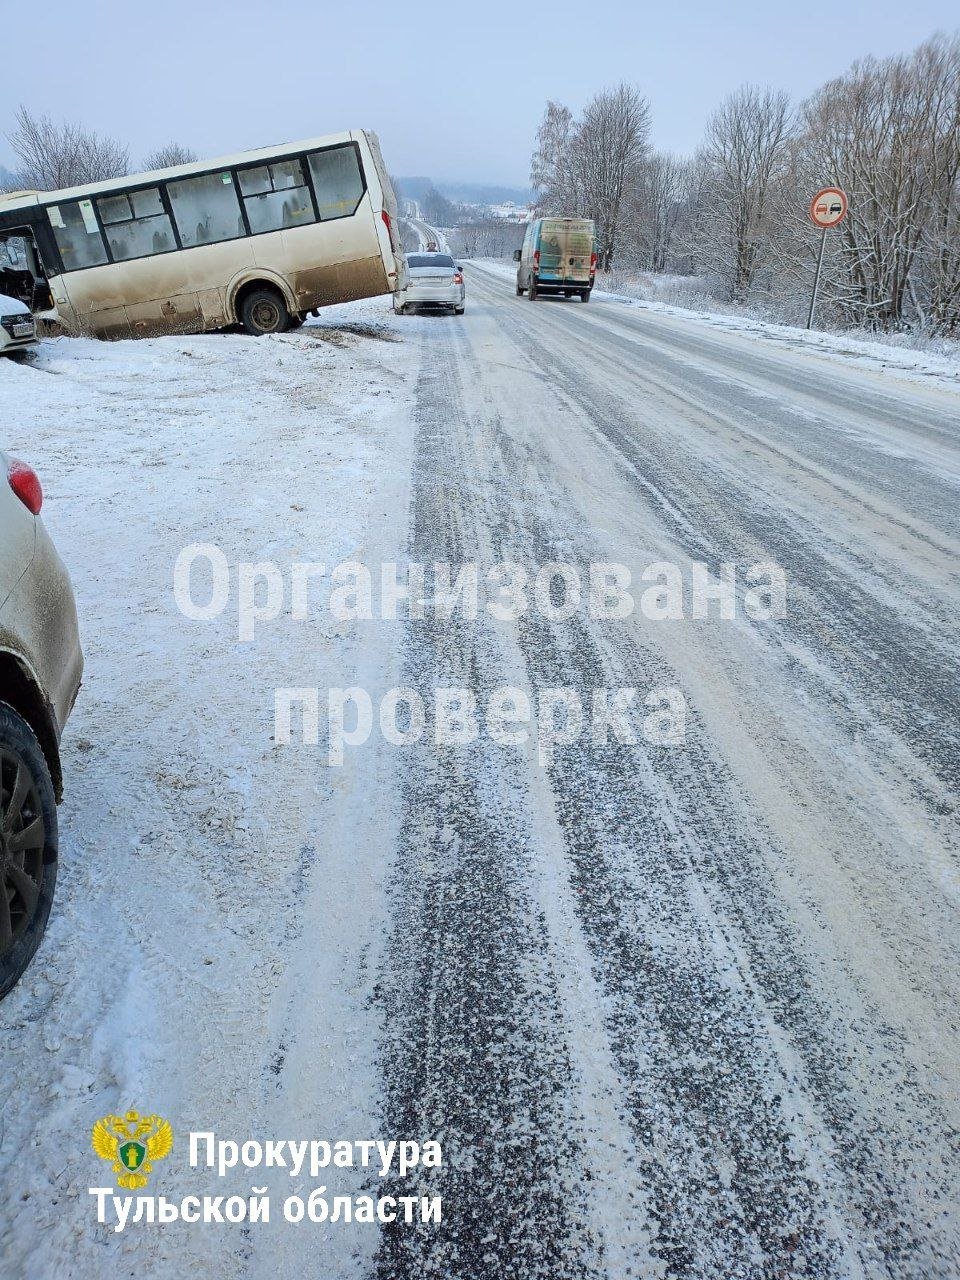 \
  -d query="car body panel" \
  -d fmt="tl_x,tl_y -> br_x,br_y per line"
0,451 -> 83,745
0,291 -> 38,354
